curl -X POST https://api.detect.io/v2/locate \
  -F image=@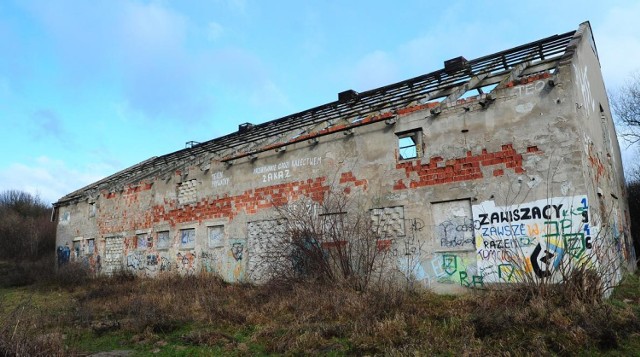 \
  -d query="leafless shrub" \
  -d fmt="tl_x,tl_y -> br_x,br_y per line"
248,188 -> 392,291
0,299 -> 67,356
627,174 -> 640,266
53,261 -> 92,287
